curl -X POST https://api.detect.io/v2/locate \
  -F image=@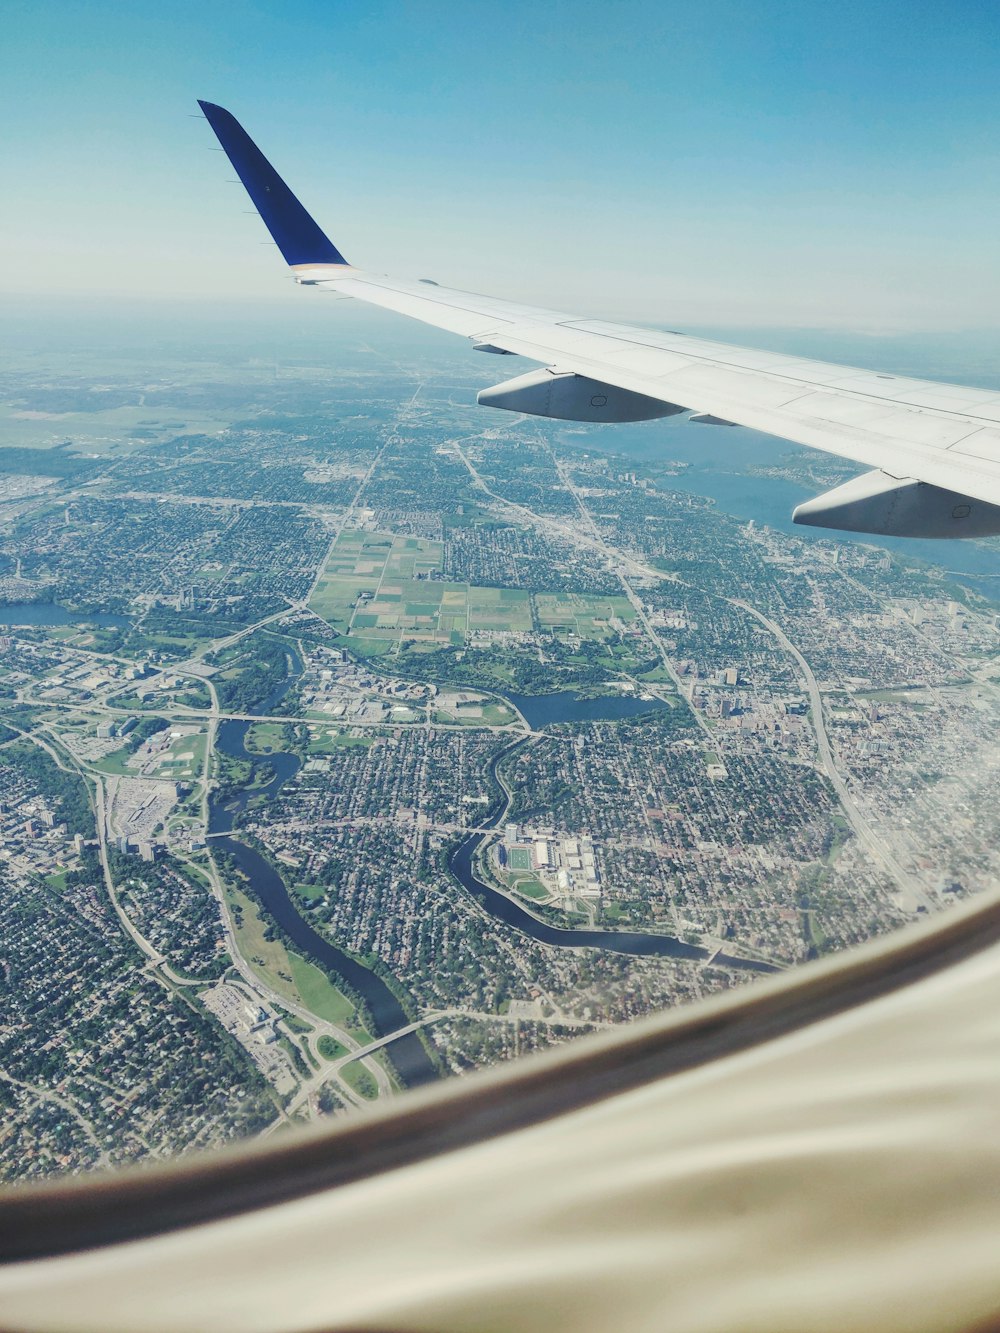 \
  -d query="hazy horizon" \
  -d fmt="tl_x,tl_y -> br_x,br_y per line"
5,0 -> 1000,330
